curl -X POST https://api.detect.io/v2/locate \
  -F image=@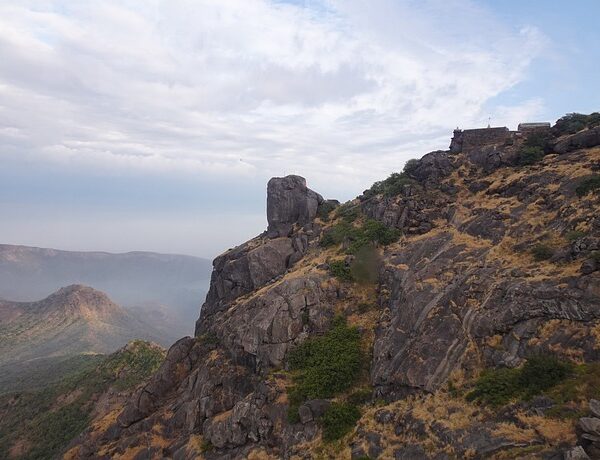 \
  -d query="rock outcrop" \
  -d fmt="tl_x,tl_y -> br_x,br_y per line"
66,120 -> 600,460
266,175 -> 323,238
